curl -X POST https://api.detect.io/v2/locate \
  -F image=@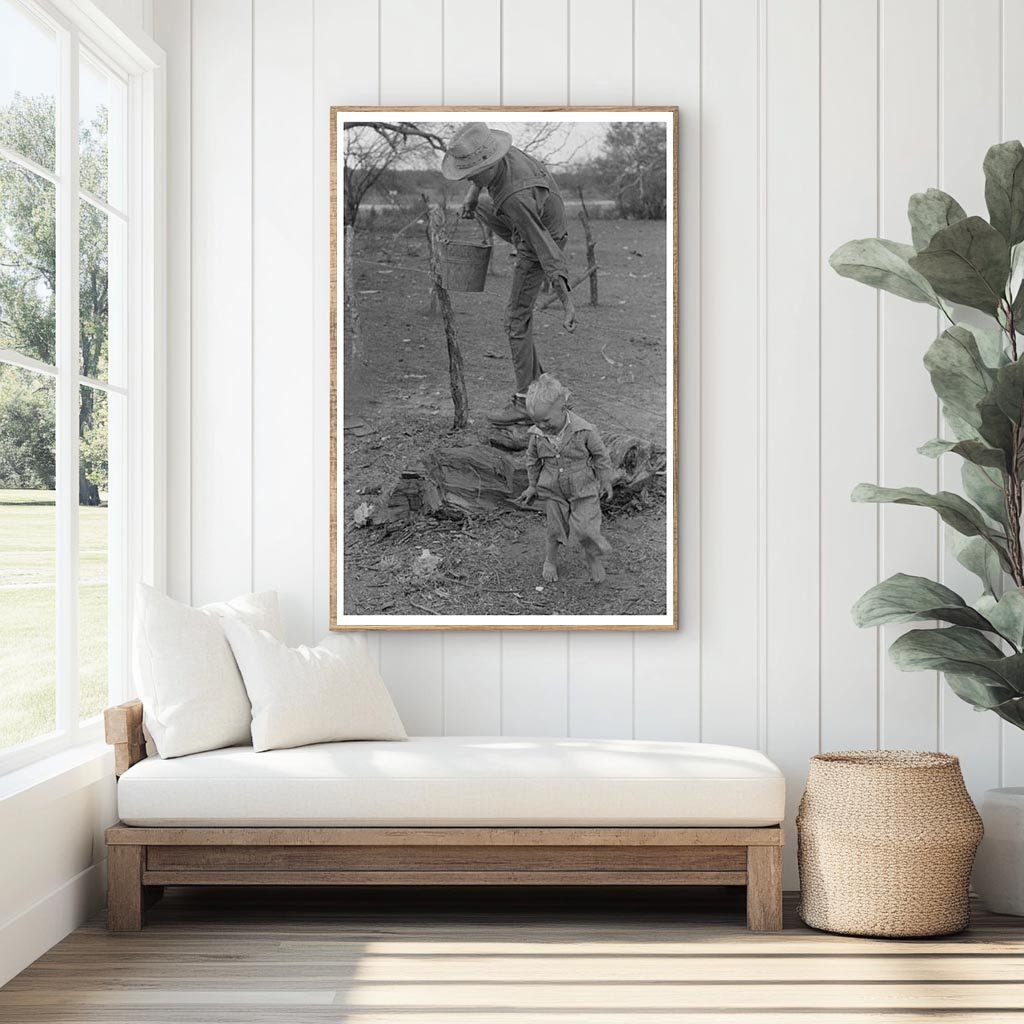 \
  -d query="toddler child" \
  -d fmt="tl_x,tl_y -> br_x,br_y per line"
515,374 -> 615,583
